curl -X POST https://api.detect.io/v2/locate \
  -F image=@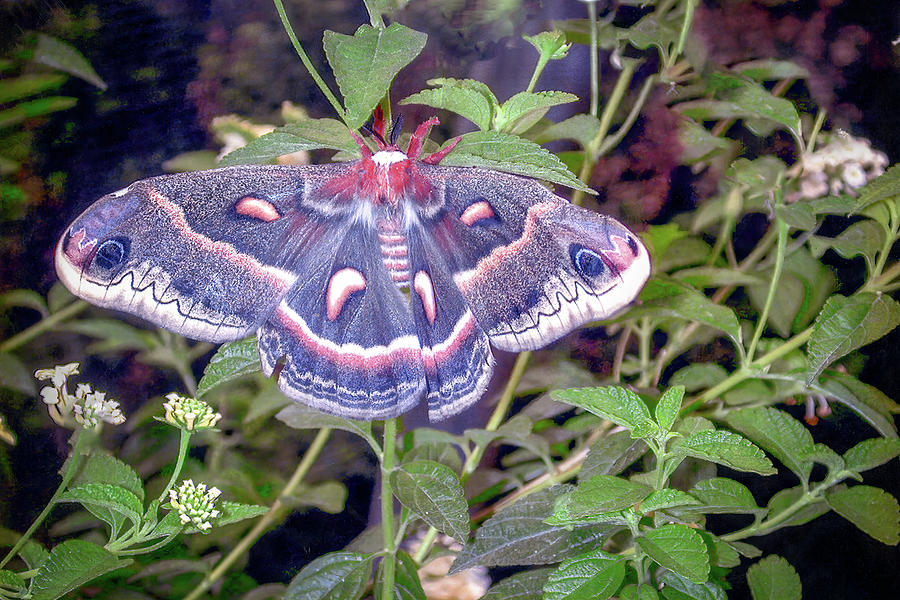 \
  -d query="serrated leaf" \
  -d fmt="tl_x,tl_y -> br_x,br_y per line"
534,113 -> 600,149
852,163 -> 900,214
481,568 -> 553,600
814,372 -> 898,438
30,540 -> 130,600
569,475 -> 653,517
543,548 -> 625,600
828,219 -> 884,274
658,570 -> 727,600
637,524 -> 710,584
640,489 -> 701,514
843,438 -> 900,472
620,583 -> 661,600
523,31 -> 570,60
551,386 -> 655,436
220,119 -> 359,166
825,485 -> 900,545
806,293 -> 900,384
438,130 -> 593,193
450,486 -> 616,573
677,430 -> 776,475
57,483 -> 143,525
276,404 -> 376,449
401,81 -> 494,131
496,91 -> 578,134
32,33 -> 106,89
402,442 -> 463,474
689,478 -> 766,516
197,337 -> 261,397
323,24 -> 427,129
375,552 -> 425,600
390,460 -> 469,542
800,443 -> 845,475
284,551 -> 372,600
746,555 -> 802,600
655,386 -> 684,433
580,430 -> 648,481
726,407 -> 814,483
72,454 -> 144,502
